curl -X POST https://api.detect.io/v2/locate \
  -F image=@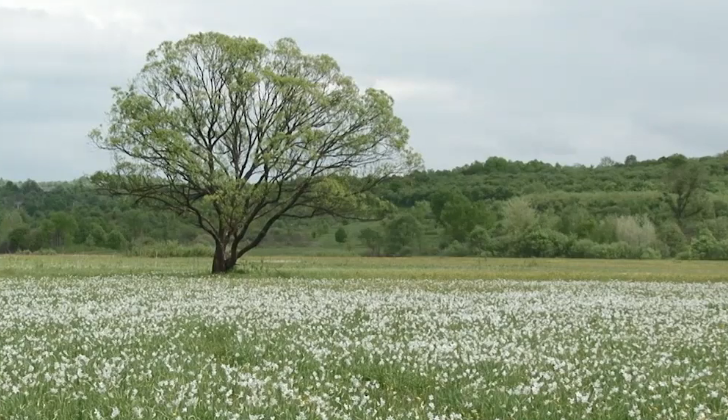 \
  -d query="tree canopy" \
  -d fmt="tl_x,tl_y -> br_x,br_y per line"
4,151 -> 728,261
89,32 -> 421,273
